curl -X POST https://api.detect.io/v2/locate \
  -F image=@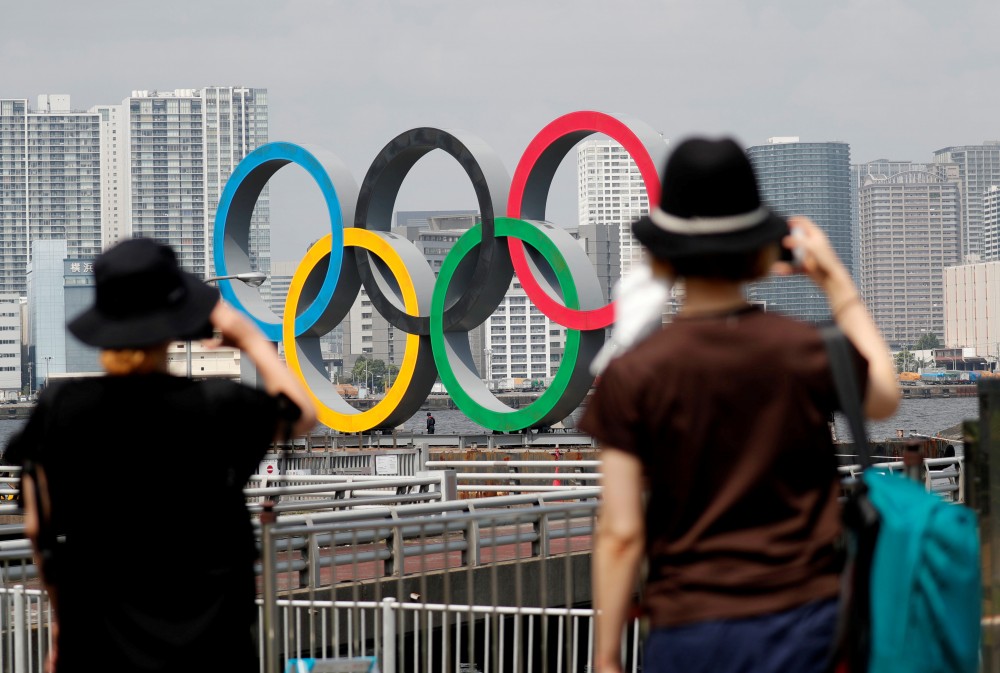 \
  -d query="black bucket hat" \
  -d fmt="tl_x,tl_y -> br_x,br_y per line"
631,136 -> 788,261
68,238 -> 219,349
